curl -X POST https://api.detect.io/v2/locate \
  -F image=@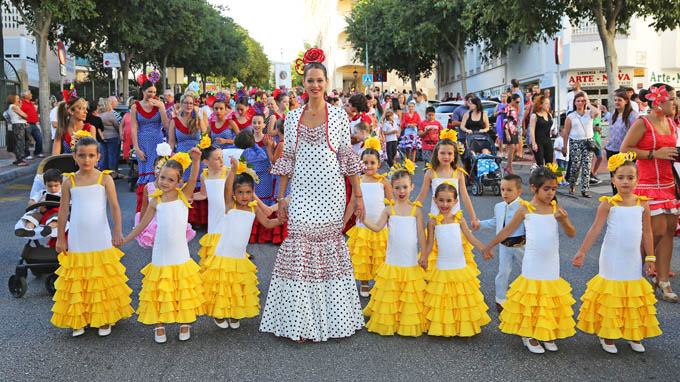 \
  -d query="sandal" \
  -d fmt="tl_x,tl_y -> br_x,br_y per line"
581,192 -> 592,198
569,185 -> 575,195
657,280 -> 678,303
